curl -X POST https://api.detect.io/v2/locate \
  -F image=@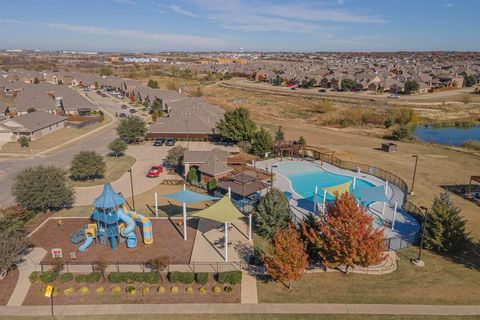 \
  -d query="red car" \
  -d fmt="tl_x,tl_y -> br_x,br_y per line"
146,166 -> 163,178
